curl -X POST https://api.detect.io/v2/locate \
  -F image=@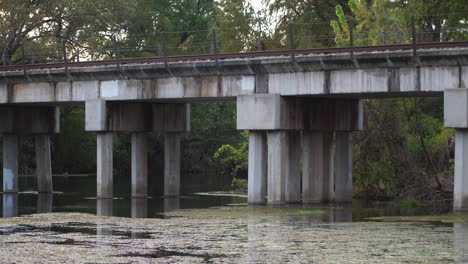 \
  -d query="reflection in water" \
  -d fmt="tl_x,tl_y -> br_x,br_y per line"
96,199 -> 113,238
131,198 -> 148,239
2,194 -> 18,218
37,193 -> 53,214
164,197 -> 180,212
131,198 -> 147,218
454,223 -> 468,263
96,199 -> 113,217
